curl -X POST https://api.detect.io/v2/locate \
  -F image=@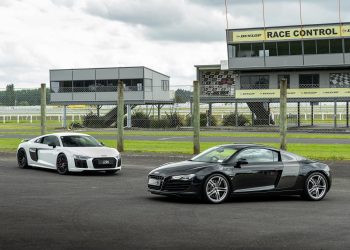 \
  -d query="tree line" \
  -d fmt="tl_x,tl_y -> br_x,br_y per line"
0,84 -> 51,106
